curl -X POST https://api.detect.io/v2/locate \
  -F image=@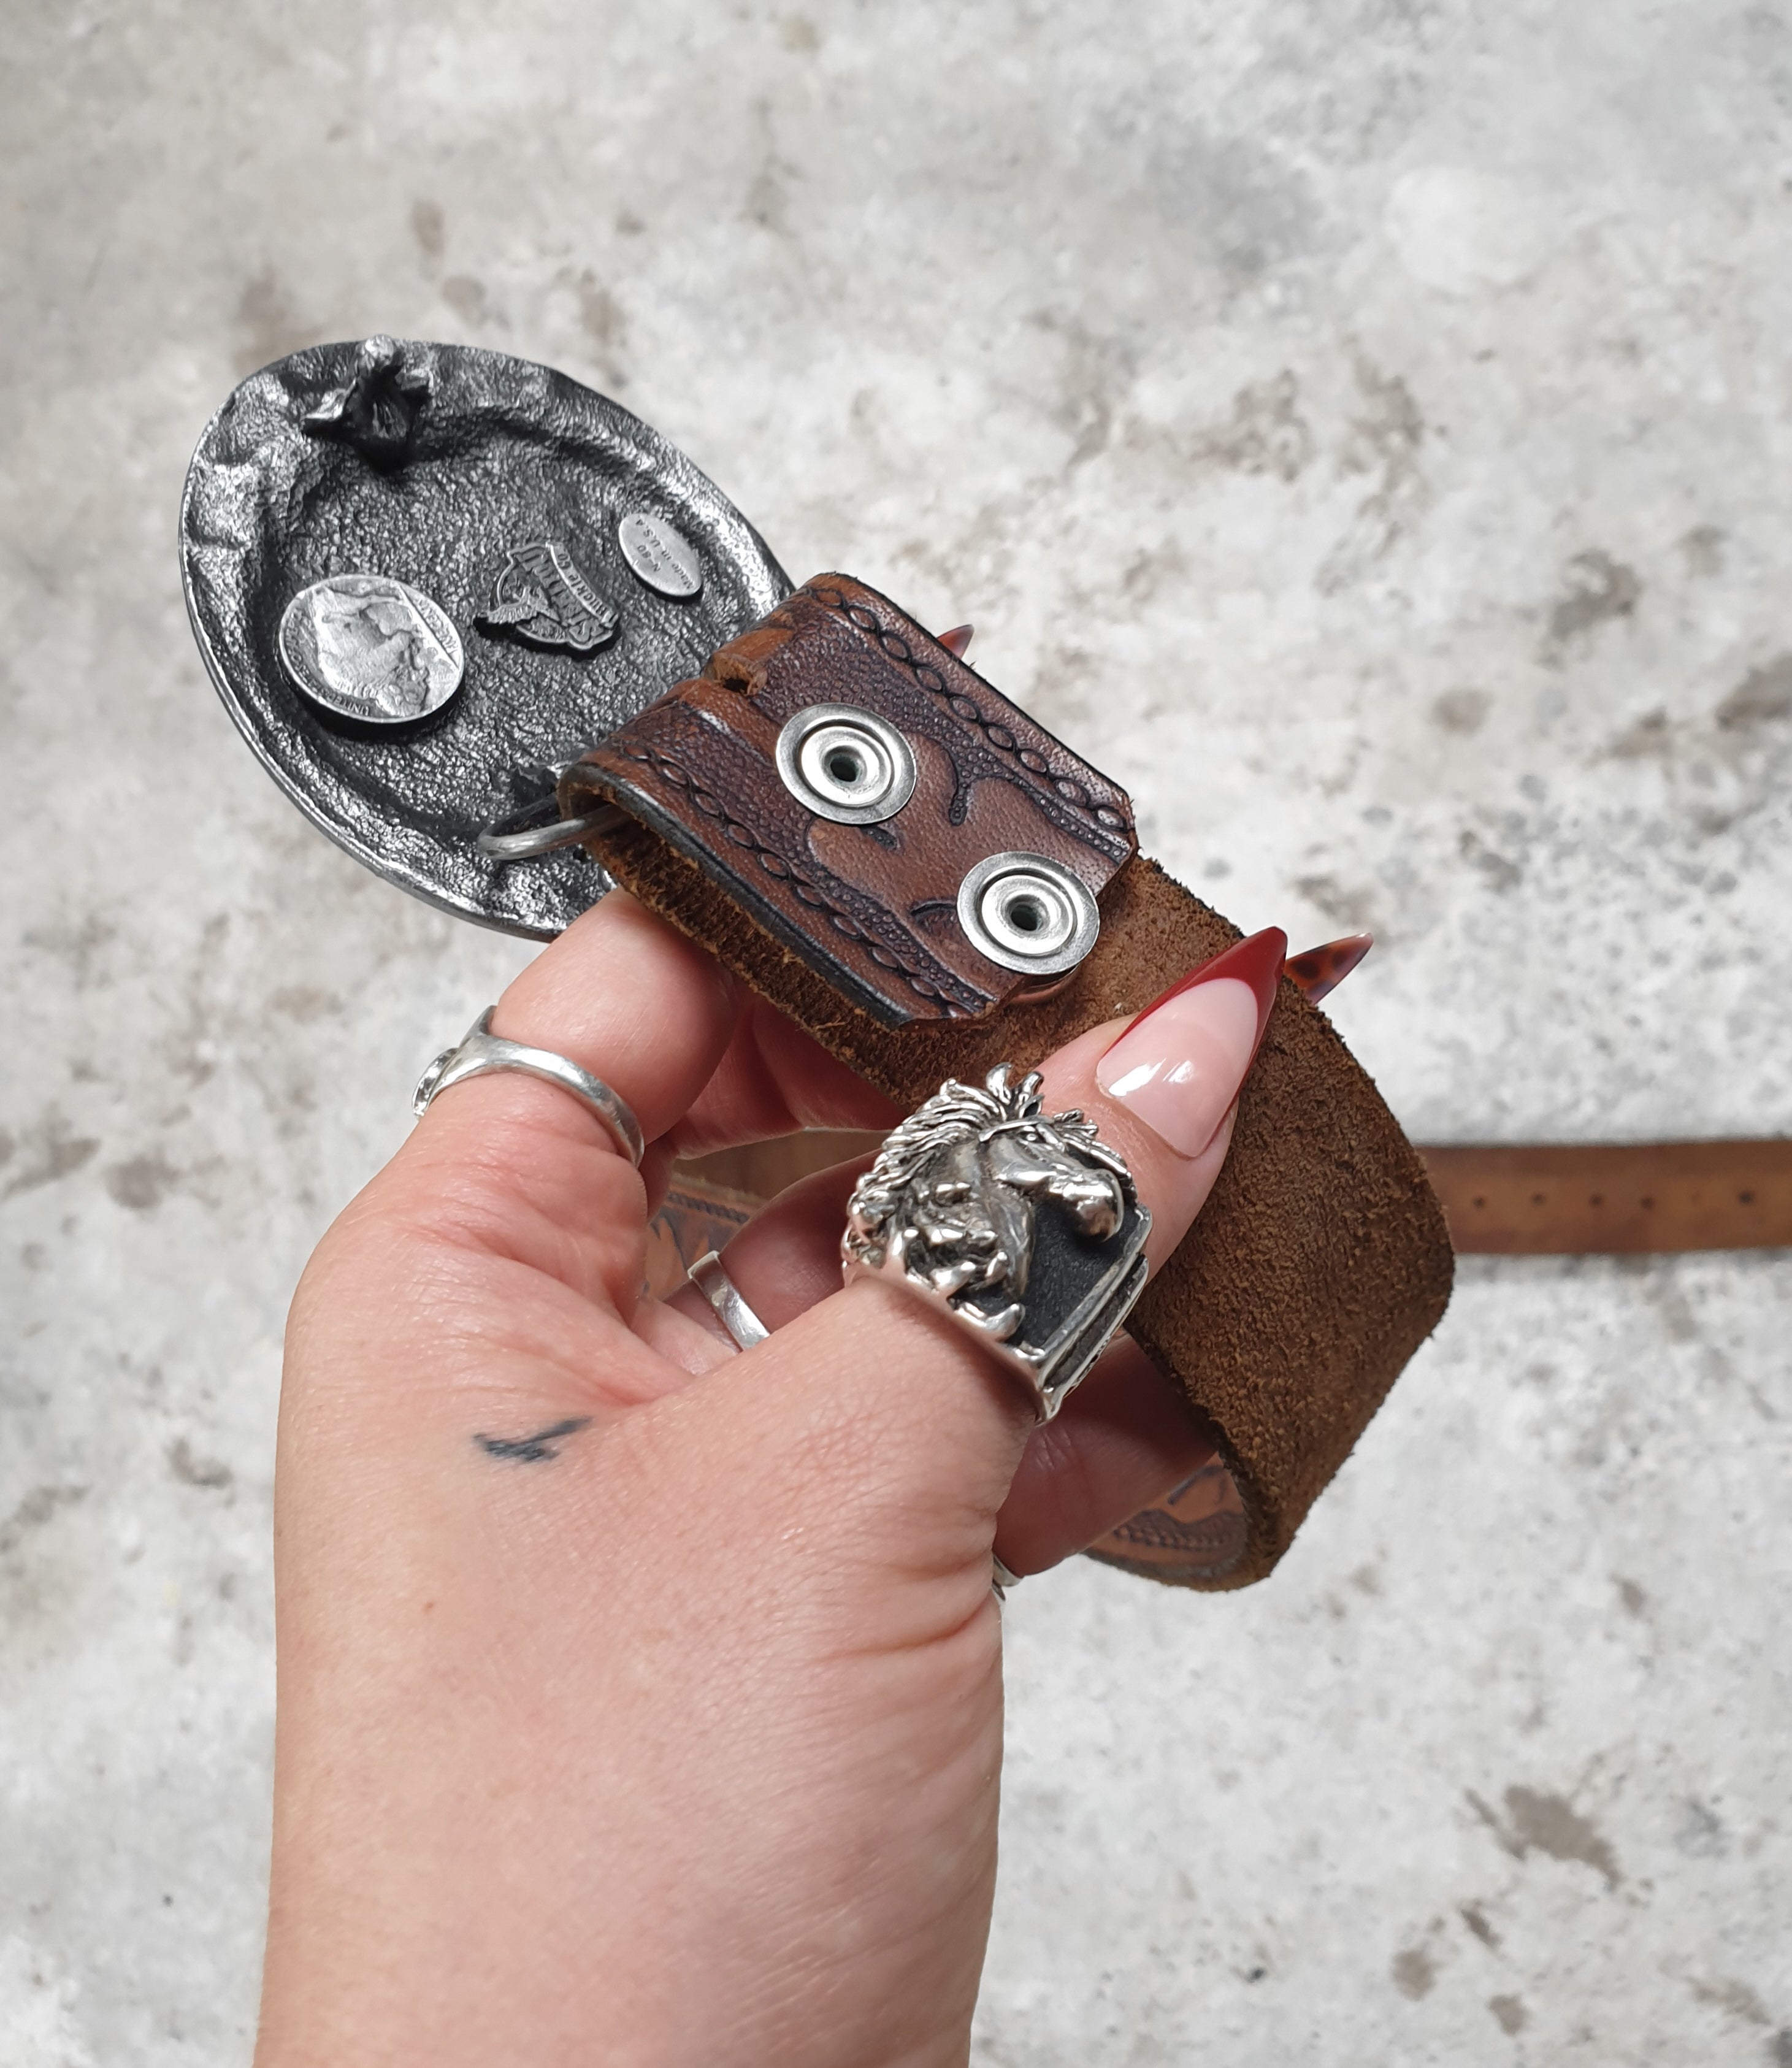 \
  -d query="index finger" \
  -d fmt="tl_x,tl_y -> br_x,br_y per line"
381,892 -> 743,1318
